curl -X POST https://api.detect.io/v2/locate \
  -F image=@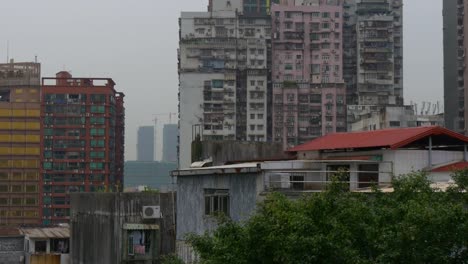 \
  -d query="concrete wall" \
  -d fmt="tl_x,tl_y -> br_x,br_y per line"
70,193 -> 176,264
0,236 -> 24,264
198,140 -> 289,165
385,150 -> 463,177
176,173 -> 261,262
